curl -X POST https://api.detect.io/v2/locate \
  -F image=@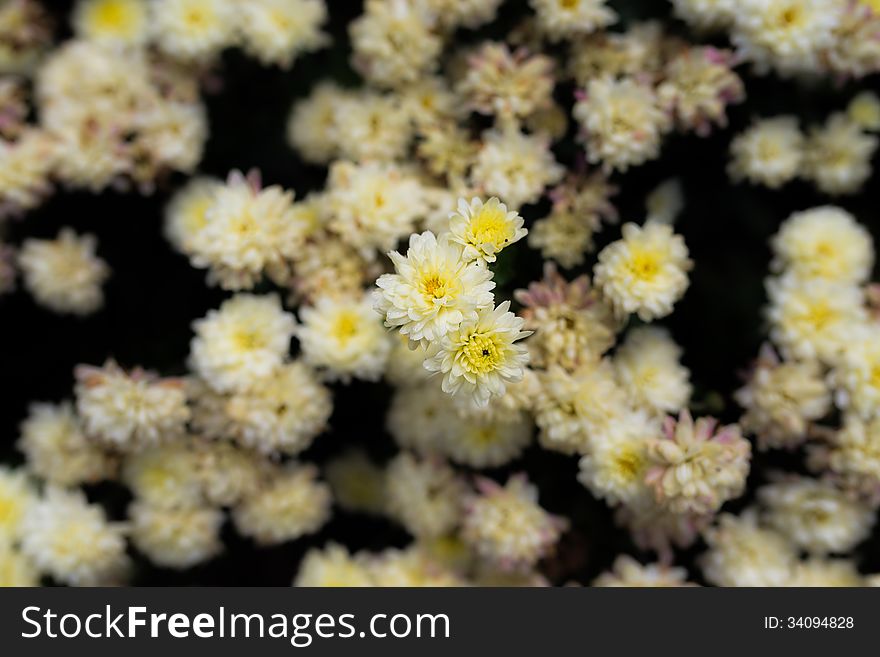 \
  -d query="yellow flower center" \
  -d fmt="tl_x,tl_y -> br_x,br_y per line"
234,329 -> 266,351
185,197 -> 212,231
331,311 -> 360,342
89,0 -> 140,37
421,273 -> 454,300
559,0 -> 579,9
473,426 -> 499,445
470,206 -> 511,248
0,496 -> 23,531
613,446 -> 644,481
776,5 -> 804,29
461,333 -> 503,374
870,364 -> 880,389
802,301 -> 835,331
626,247 -> 661,281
